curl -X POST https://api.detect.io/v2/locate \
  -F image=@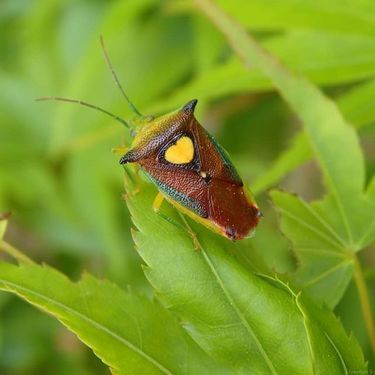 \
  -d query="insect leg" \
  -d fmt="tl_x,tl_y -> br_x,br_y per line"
153,203 -> 199,250
156,211 -> 187,232
152,193 -> 165,213
176,212 -> 201,251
